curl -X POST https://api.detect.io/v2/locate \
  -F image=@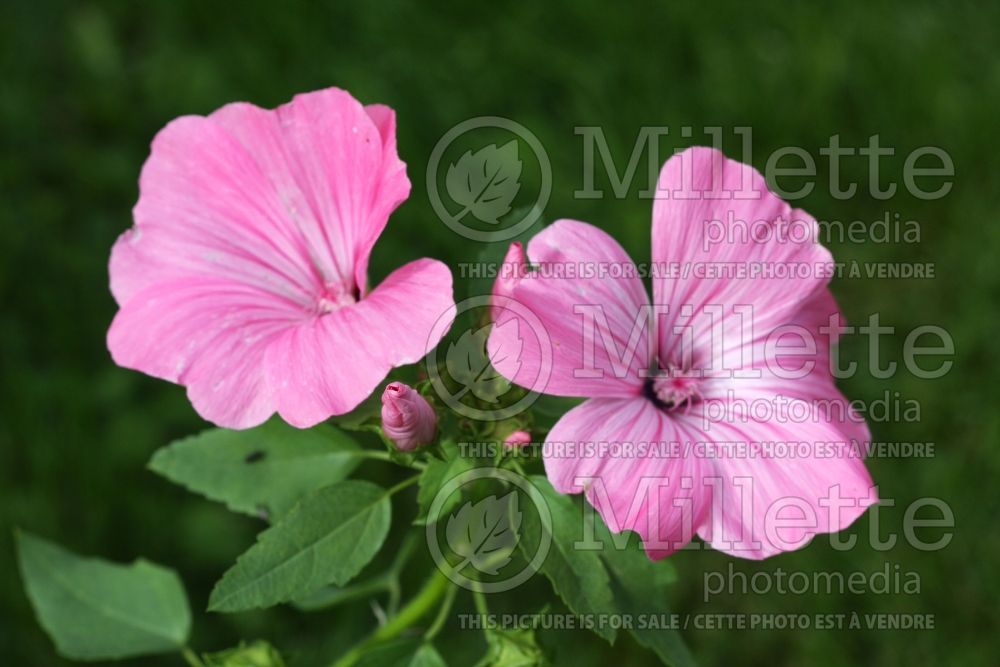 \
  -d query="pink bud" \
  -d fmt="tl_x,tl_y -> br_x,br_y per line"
503,430 -> 532,448
381,382 -> 437,451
